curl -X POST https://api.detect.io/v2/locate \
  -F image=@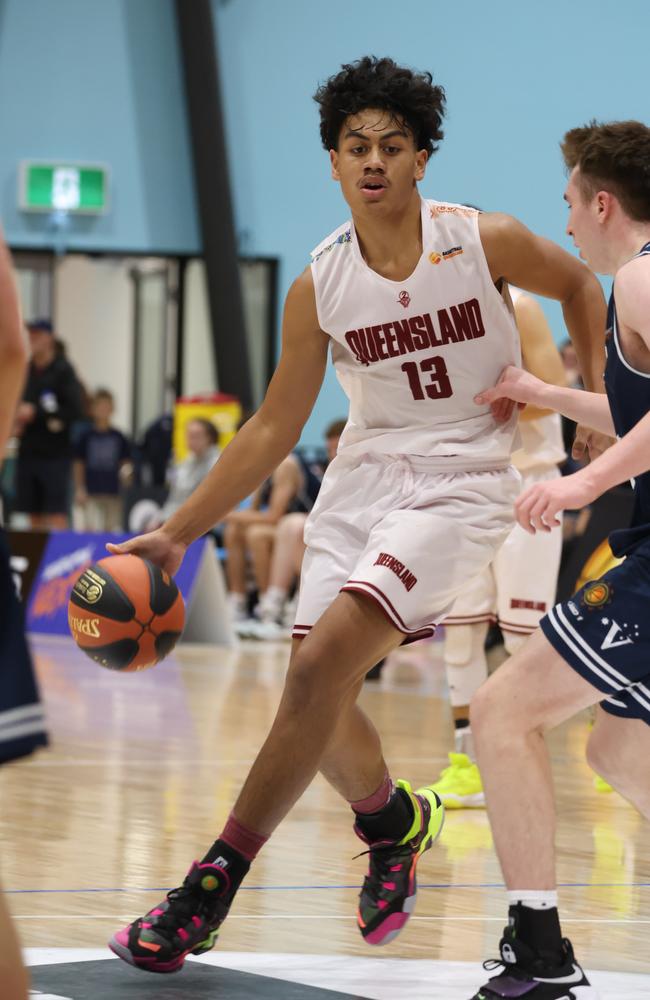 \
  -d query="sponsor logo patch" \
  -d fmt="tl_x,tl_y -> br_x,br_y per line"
73,567 -> 105,605
581,581 -> 612,609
